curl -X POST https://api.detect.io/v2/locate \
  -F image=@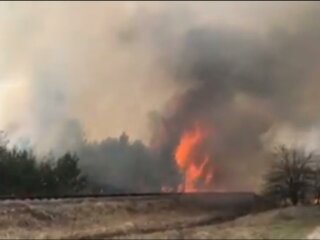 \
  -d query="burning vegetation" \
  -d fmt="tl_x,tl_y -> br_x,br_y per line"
1,2 -> 320,197
174,123 -> 214,192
